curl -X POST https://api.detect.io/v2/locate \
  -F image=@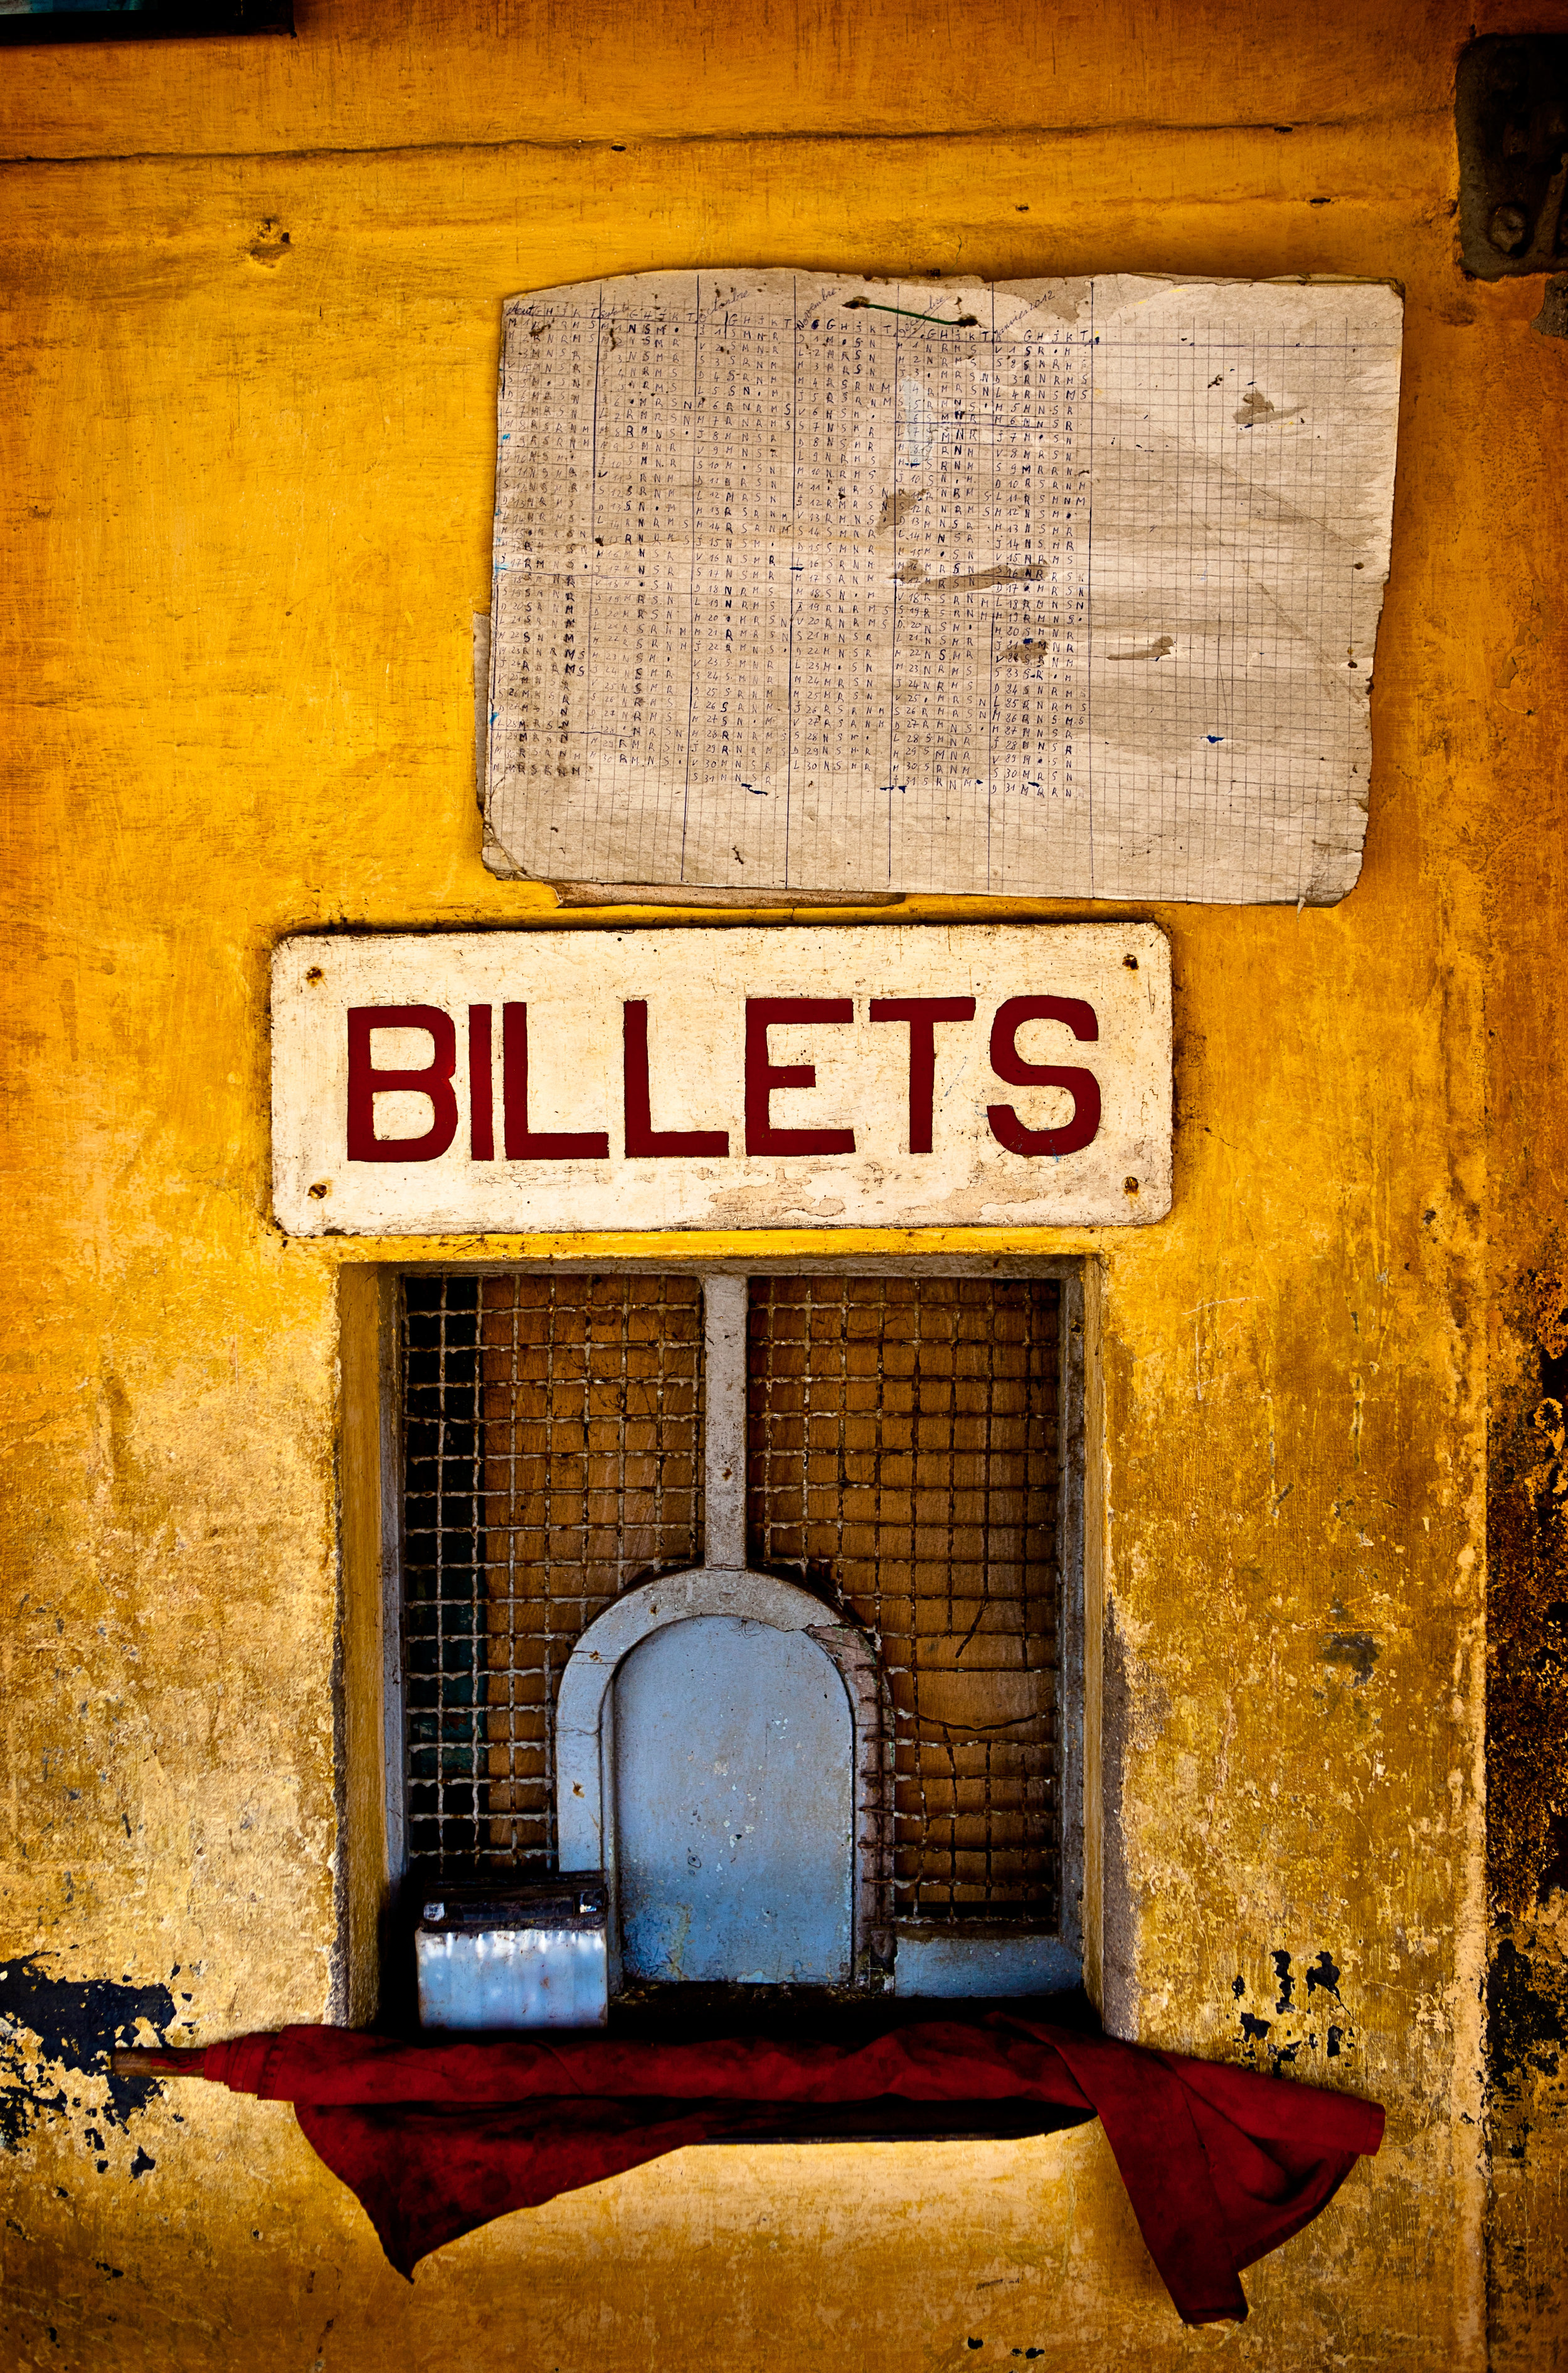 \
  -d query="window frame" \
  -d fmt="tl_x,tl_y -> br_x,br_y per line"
365,1255 -> 1088,2011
